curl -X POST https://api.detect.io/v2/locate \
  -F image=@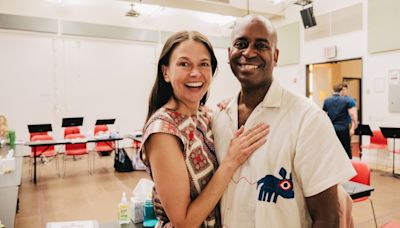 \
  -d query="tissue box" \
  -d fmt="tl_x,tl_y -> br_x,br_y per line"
0,157 -> 15,174
130,198 -> 144,223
